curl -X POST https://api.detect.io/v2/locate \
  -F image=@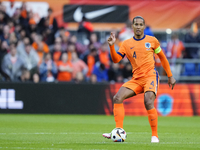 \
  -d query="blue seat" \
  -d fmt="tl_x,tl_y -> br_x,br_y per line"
182,63 -> 196,76
197,63 -> 200,75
